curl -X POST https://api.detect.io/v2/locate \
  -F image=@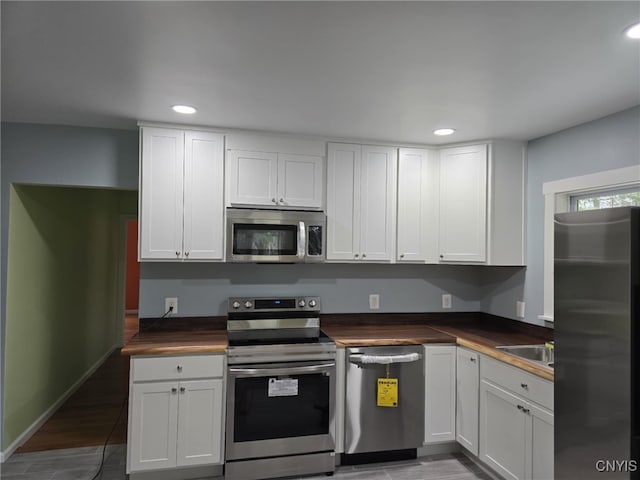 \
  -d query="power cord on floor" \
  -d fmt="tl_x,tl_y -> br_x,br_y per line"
89,395 -> 128,480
